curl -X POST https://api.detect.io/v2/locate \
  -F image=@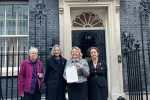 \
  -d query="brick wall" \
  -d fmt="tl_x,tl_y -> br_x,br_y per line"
120,0 -> 150,92
28,0 -> 59,52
